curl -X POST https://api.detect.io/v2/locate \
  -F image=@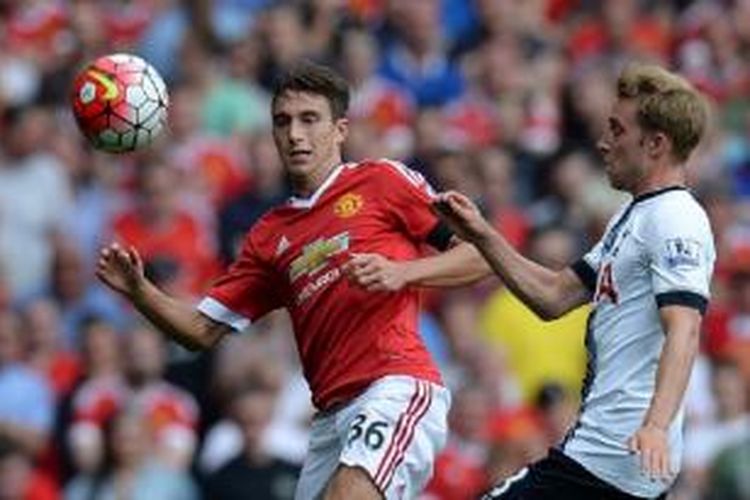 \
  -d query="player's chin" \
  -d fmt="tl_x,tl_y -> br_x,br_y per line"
285,156 -> 314,174
605,168 -> 623,190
